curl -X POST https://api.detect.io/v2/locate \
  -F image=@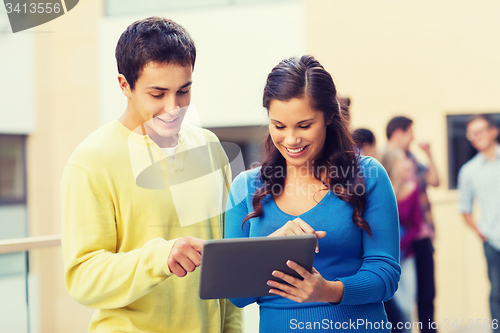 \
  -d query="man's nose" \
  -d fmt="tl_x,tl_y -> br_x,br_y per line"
163,96 -> 180,114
